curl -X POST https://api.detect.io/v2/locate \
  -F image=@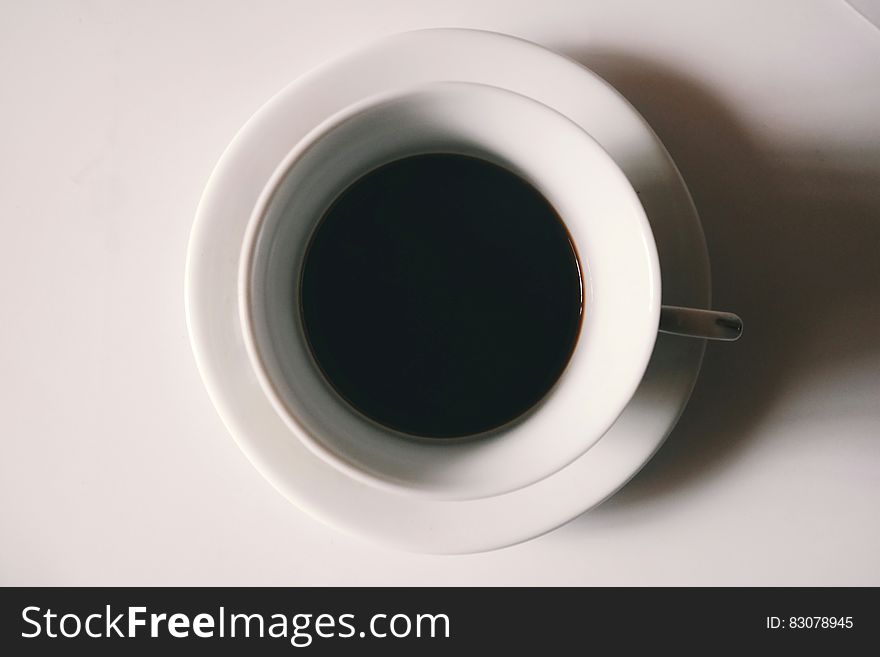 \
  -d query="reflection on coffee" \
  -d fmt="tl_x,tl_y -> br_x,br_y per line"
300,154 -> 582,438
